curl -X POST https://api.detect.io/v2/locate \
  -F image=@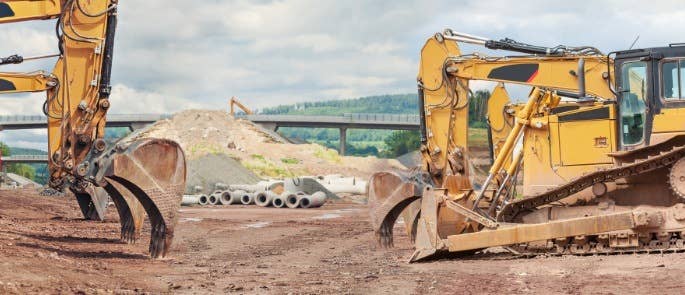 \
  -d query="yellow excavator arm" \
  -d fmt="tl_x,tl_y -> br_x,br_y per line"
0,0 -> 186,259
1,0 -> 117,187
0,72 -> 57,93
417,30 -> 616,185
0,0 -> 62,23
